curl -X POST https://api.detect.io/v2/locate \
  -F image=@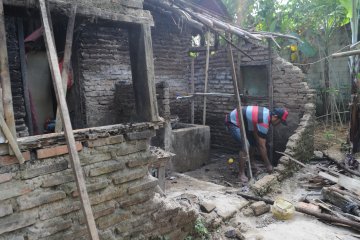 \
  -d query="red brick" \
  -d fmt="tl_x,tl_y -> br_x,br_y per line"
0,173 -> 12,183
36,142 -> 82,159
0,151 -> 30,166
